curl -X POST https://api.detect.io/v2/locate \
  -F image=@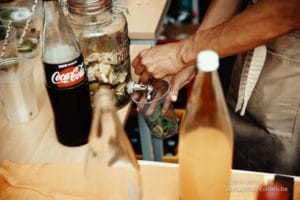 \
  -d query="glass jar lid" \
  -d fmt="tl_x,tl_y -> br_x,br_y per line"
67,0 -> 112,14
